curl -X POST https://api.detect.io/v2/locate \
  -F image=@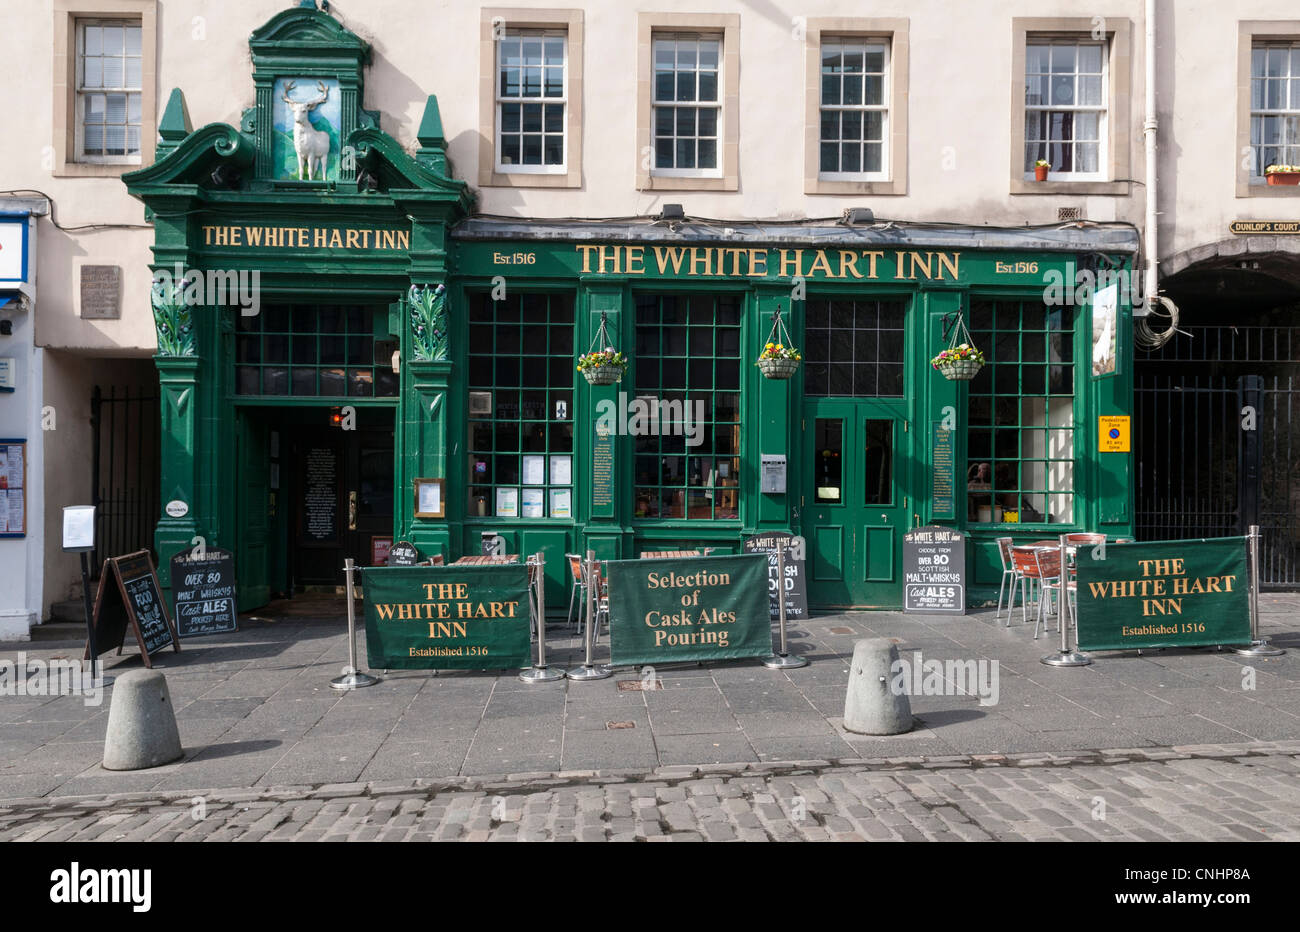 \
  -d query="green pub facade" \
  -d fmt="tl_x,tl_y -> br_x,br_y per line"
126,8 -> 1139,614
